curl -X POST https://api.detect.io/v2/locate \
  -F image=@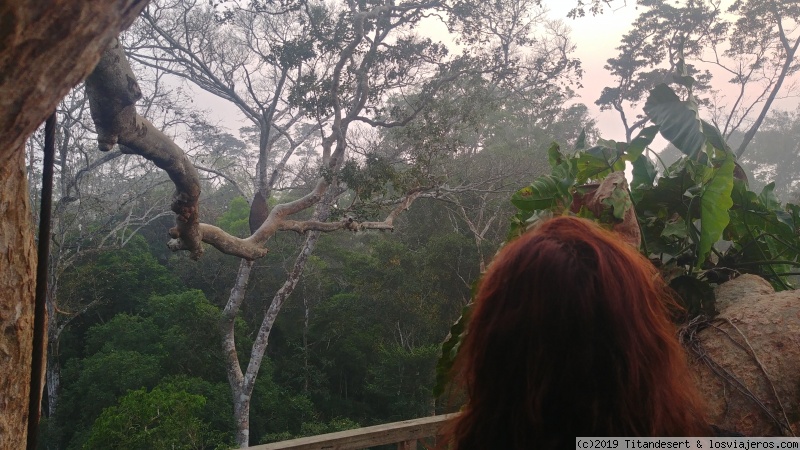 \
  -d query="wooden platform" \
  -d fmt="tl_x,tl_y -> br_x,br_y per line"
251,414 -> 455,450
